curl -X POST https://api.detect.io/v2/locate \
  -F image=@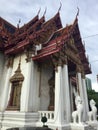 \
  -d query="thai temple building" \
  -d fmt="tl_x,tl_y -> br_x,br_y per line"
0,10 -> 97,130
